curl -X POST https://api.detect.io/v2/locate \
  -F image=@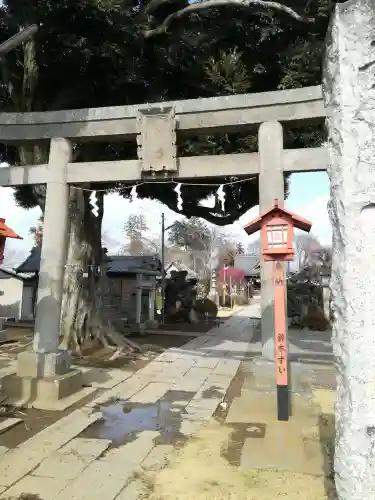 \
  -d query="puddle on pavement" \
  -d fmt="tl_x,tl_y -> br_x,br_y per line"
82,391 -> 195,447
211,356 -> 260,467
221,423 -> 267,466
213,363 -> 264,467
213,363 -> 246,423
